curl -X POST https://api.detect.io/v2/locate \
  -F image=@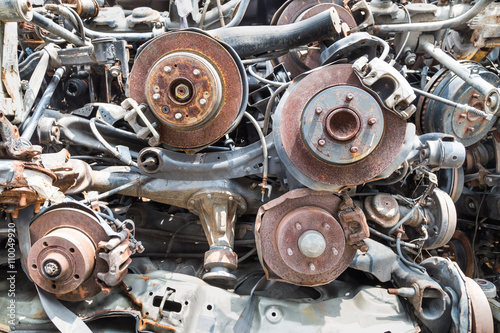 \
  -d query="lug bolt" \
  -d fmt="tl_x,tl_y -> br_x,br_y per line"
164,66 -> 172,73
350,146 -> 358,153
193,69 -> 201,76
315,107 -> 323,115
368,118 -> 377,125
346,93 -> 354,101
153,93 -> 161,100
318,139 -> 326,146
174,112 -> 183,120
200,98 -> 207,105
